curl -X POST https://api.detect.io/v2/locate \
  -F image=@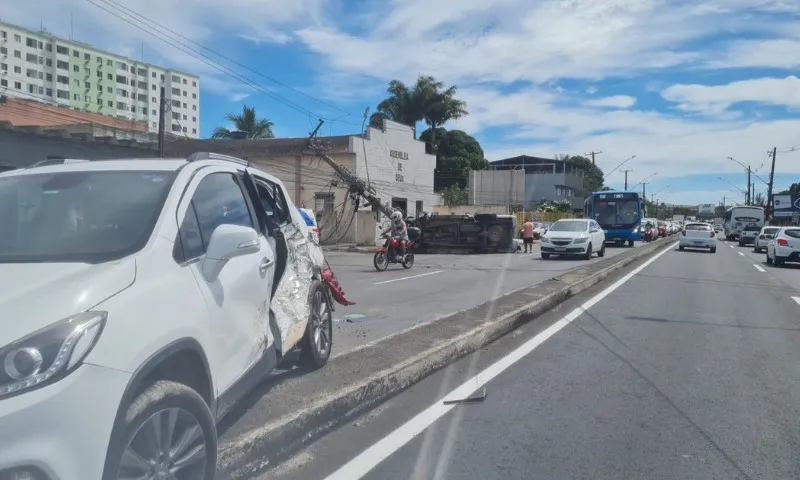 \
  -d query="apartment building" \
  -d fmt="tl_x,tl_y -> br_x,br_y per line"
0,20 -> 200,137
